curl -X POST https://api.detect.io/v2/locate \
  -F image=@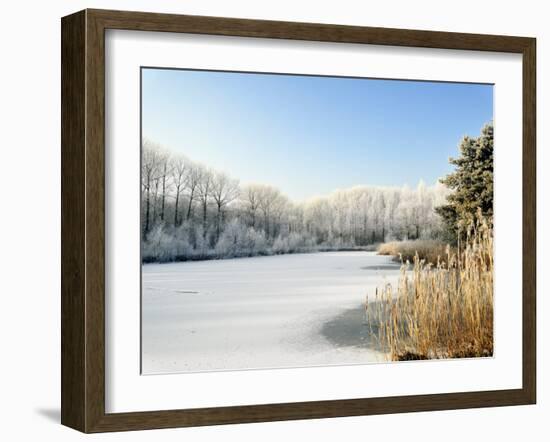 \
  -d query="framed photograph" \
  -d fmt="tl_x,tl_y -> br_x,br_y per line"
61,9 -> 536,433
